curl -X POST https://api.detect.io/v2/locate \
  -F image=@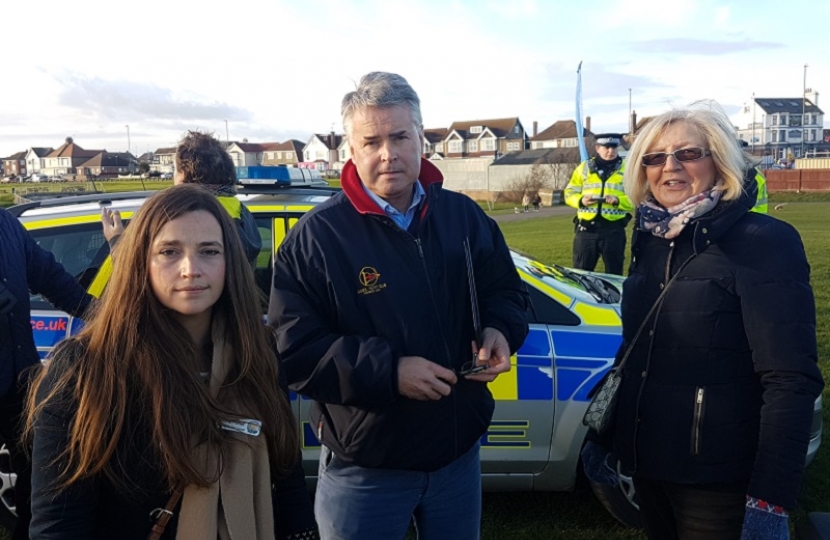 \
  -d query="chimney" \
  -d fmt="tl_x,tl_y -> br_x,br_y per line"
533,121 -> 538,137
329,131 -> 338,166
805,88 -> 818,106
585,116 -> 591,132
